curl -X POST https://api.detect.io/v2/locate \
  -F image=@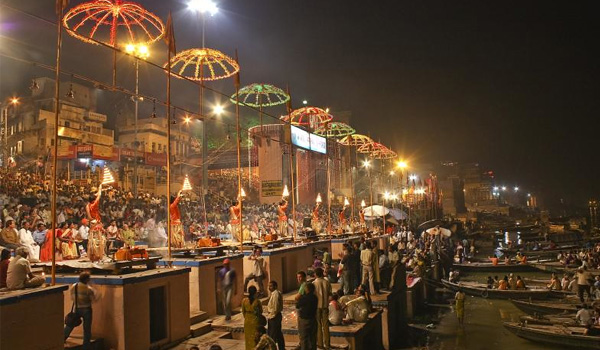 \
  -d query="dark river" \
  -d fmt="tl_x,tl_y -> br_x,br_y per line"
408,271 -> 567,350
